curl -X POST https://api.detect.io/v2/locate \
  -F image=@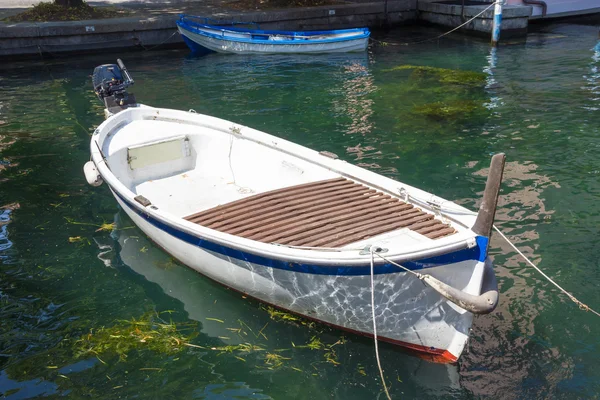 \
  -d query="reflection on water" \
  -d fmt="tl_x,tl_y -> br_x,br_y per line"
583,40 -> 600,111
474,160 -> 560,226
483,47 -> 503,110
330,61 -> 376,135
458,157 -> 572,397
111,213 -> 254,344
0,205 -> 17,254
